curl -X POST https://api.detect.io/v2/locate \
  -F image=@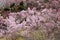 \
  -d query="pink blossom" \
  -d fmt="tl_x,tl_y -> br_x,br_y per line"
0,7 -> 59,38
